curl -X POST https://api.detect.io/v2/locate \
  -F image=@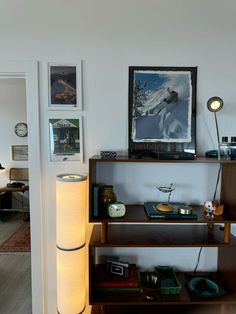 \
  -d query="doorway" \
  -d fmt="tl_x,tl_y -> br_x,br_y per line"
0,61 -> 44,314
0,78 -> 30,248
